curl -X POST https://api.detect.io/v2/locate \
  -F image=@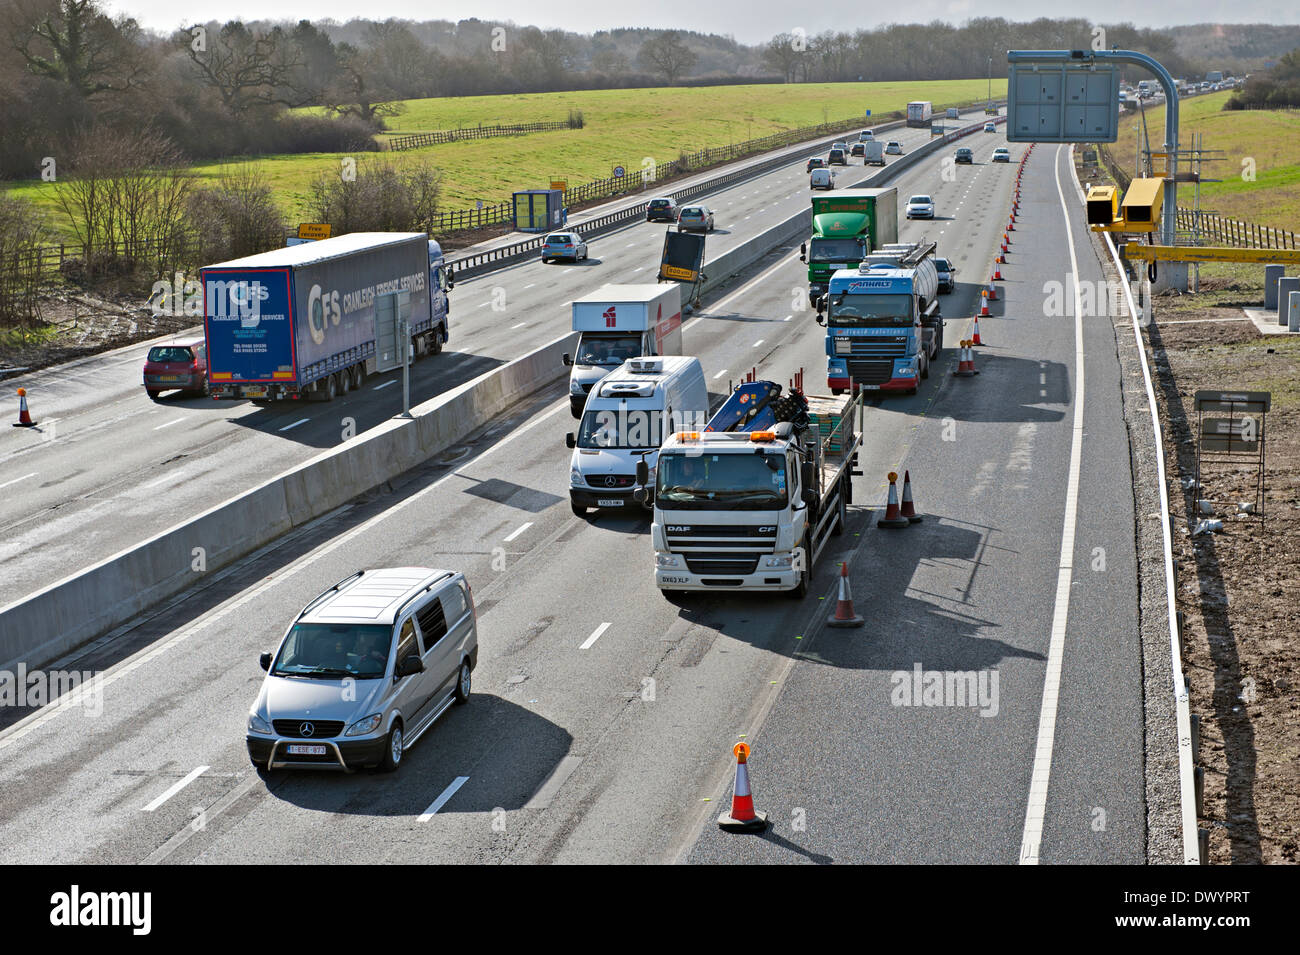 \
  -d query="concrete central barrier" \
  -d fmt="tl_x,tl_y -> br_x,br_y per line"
0,115 -> 998,672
